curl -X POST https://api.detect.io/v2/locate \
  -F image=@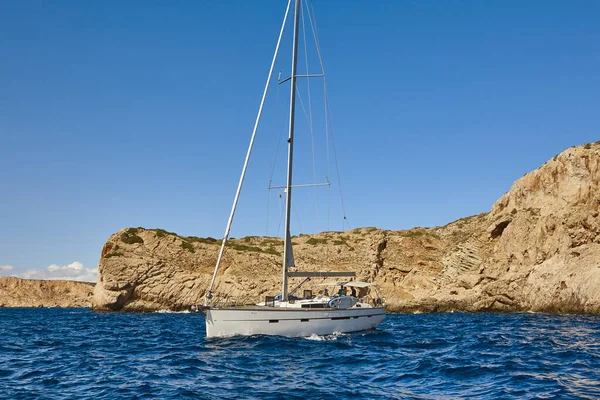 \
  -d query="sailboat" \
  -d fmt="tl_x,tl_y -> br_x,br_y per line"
202,0 -> 386,338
